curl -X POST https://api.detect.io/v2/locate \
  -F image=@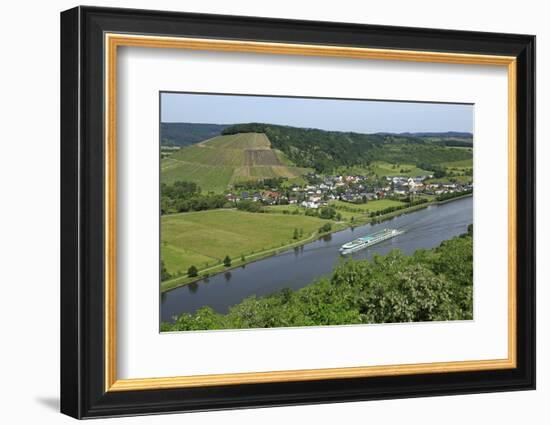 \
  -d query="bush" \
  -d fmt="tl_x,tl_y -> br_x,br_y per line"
436,189 -> 473,202
305,209 -> 318,217
236,200 -> 265,213
318,223 -> 332,233
160,260 -> 171,281
319,206 -> 336,219
187,265 -> 198,277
